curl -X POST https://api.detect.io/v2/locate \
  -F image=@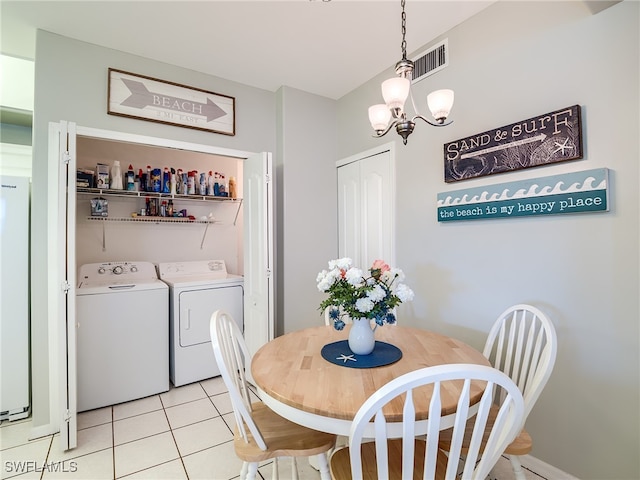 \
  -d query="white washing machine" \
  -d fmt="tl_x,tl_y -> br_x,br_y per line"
76,261 -> 169,412
157,260 -> 244,387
